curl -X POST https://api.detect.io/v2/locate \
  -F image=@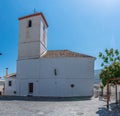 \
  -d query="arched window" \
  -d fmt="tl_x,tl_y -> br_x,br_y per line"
28,20 -> 32,27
